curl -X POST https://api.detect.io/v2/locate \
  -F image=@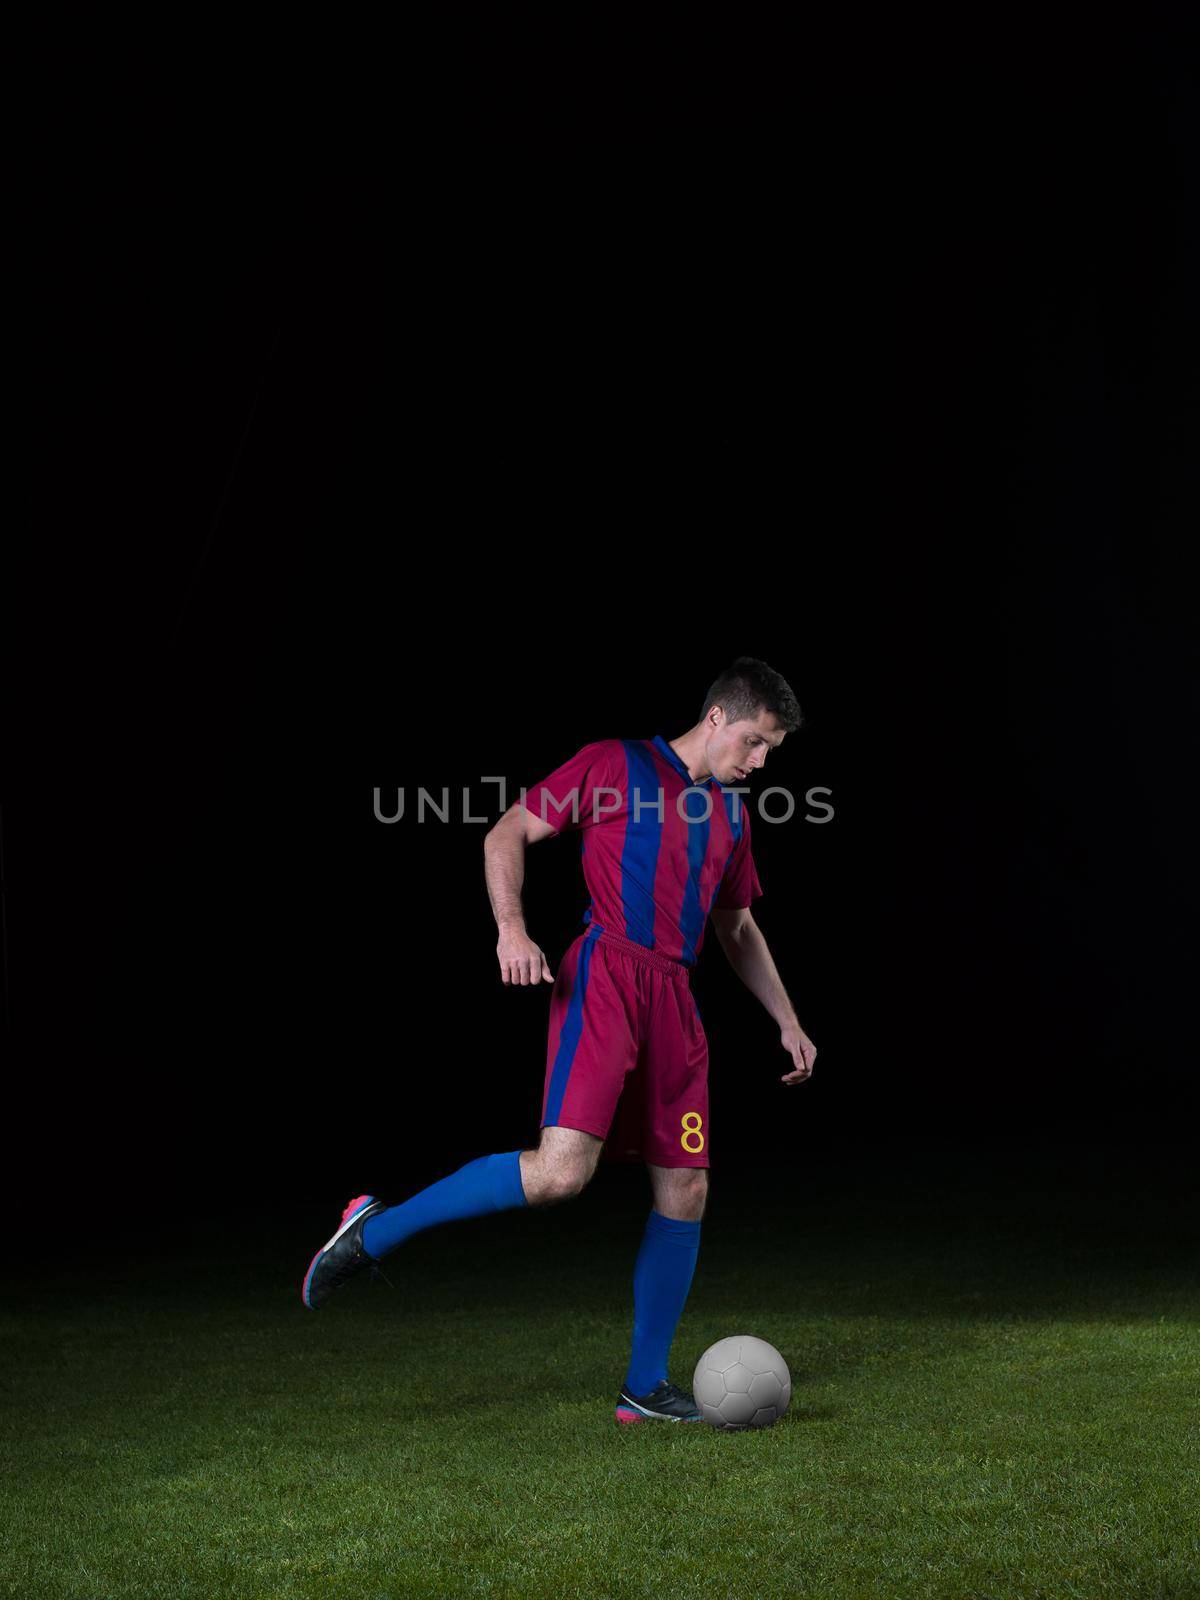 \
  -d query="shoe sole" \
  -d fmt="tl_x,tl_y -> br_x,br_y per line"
301,1195 -> 379,1309
615,1399 -> 701,1424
